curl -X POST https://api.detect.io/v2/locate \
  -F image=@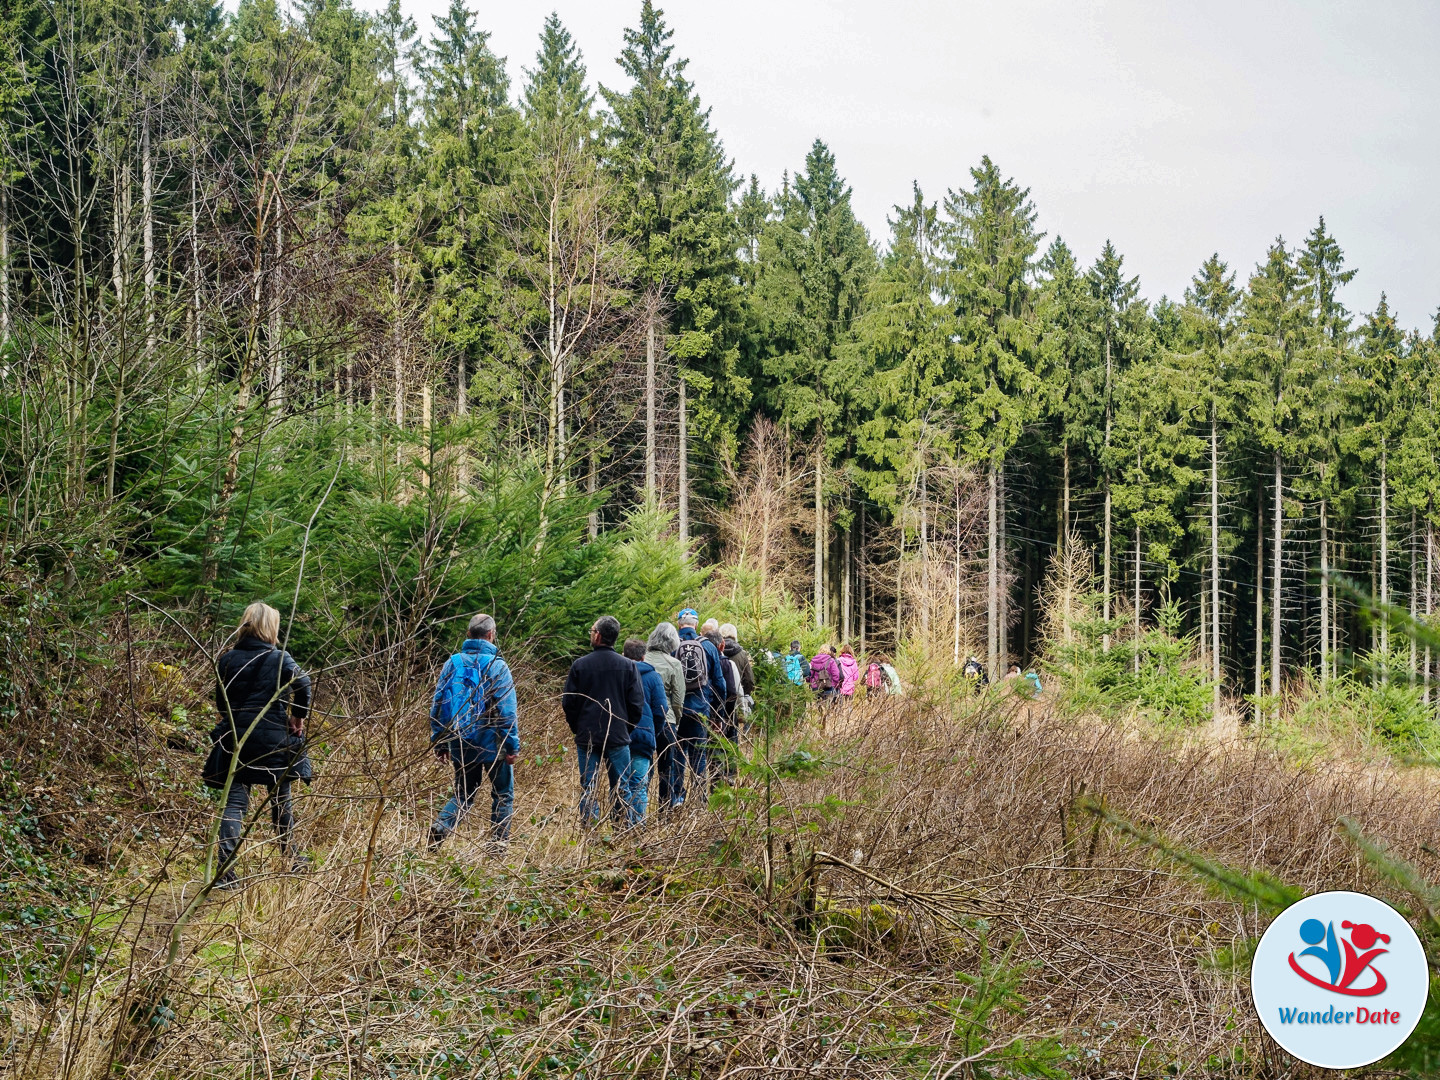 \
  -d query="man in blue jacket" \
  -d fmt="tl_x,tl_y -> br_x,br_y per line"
674,608 -> 726,801
621,638 -> 666,821
429,613 -> 519,849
